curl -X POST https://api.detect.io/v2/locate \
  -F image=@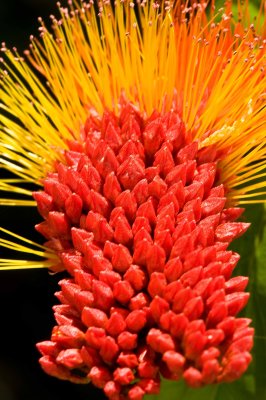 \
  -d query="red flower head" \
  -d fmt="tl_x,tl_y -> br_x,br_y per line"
0,1 -> 265,399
